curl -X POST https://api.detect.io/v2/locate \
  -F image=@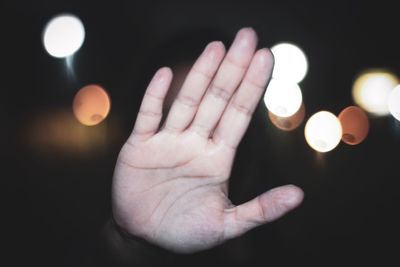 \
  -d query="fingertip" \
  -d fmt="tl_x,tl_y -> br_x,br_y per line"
158,66 -> 173,77
216,41 -> 227,55
235,27 -> 258,44
284,184 -> 305,207
154,67 -> 173,85
254,48 -> 274,67
258,48 -> 273,59
205,41 -> 226,60
259,184 -> 304,210
238,27 -> 257,36
209,40 -> 226,51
